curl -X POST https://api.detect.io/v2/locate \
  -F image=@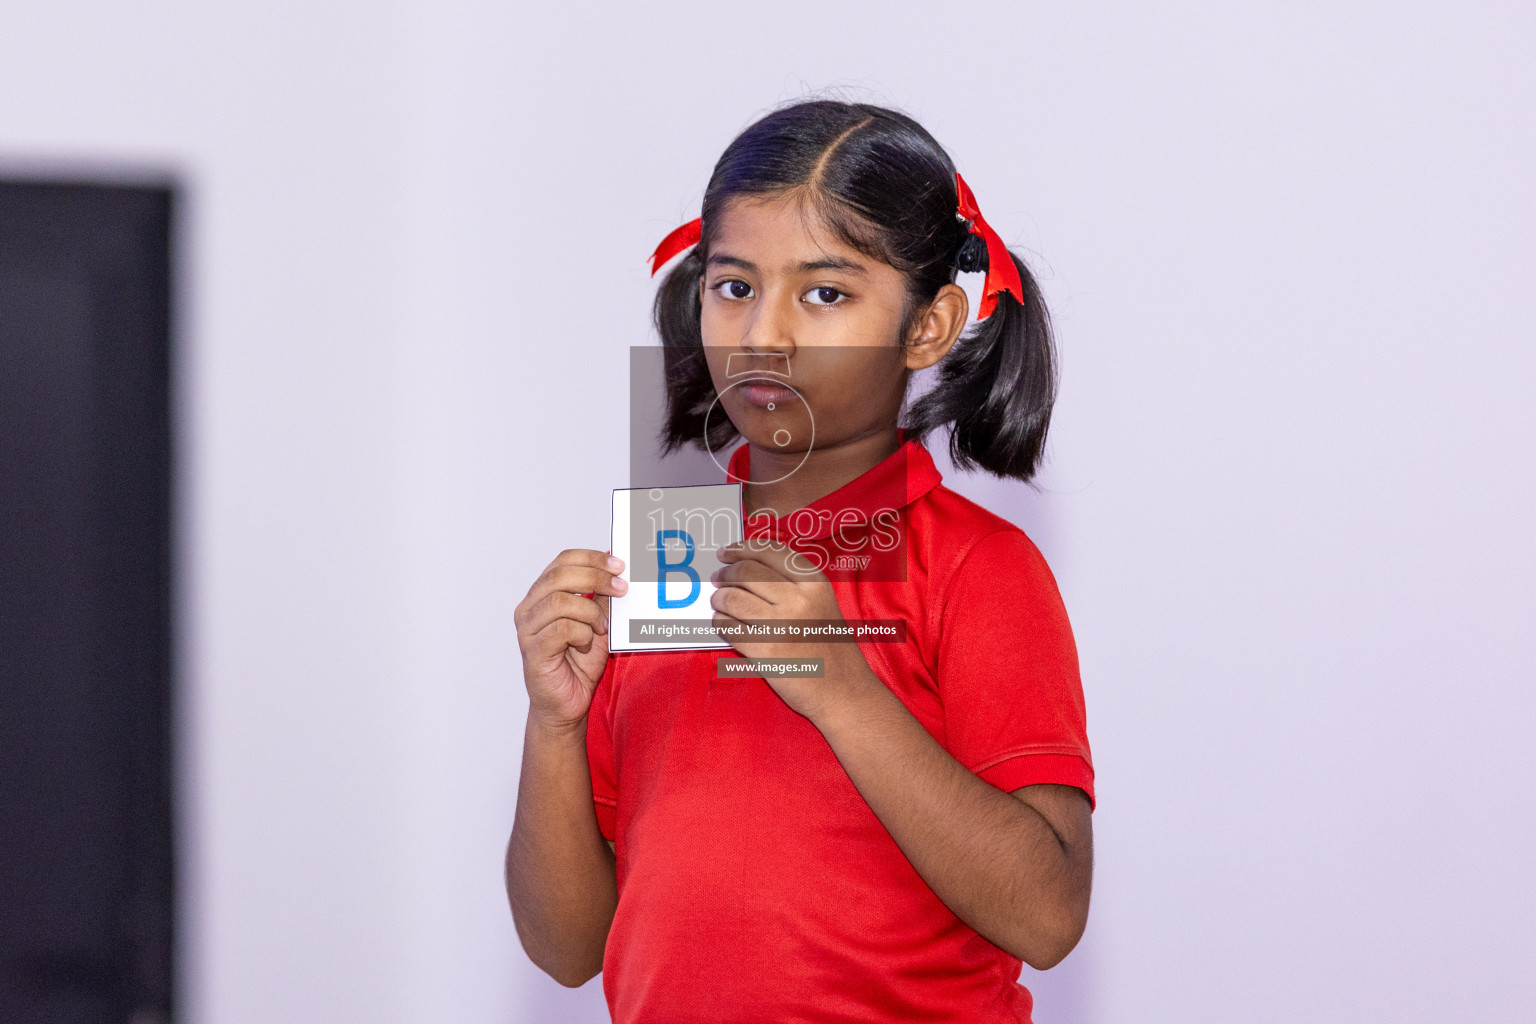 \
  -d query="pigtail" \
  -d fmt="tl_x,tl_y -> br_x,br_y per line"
904,248 -> 1057,483
652,249 -> 738,454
